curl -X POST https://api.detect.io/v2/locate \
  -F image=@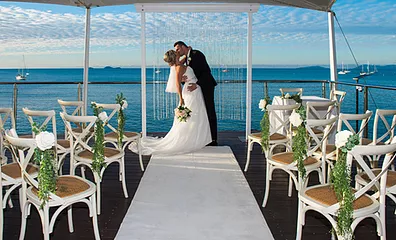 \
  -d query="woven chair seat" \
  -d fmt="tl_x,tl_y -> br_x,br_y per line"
57,139 -> 70,148
250,132 -> 287,141
361,138 -> 385,146
2,163 -> 38,179
359,169 -> 396,188
271,152 -> 318,166
305,185 -> 373,210
19,134 -> 33,139
315,144 -> 336,155
32,176 -> 90,198
77,147 -> 123,160
105,131 -> 139,141
72,126 -> 94,133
